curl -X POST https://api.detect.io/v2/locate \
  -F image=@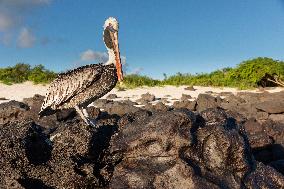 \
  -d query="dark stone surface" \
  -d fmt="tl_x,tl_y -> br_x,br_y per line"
0,114 -> 118,188
180,93 -> 192,101
144,102 -> 170,112
56,108 -> 76,122
261,120 -> 284,144
102,101 -> 142,116
269,114 -> 284,123
243,119 -> 273,150
119,99 -> 138,106
196,94 -> 220,112
86,106 -> 101,118
106,93 -> 118,99
219,92 -> 284,121
140,92 -> 156,102
269,160 -> 284,175
109,108 -> 284,188
184,86 -> 196,91
219,92 -> 233,96
173,100 -> 196,111
1,93 -> 284,188
0,100 -> 29,124
256,101 -> 284,114
244,162 -> 284,188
